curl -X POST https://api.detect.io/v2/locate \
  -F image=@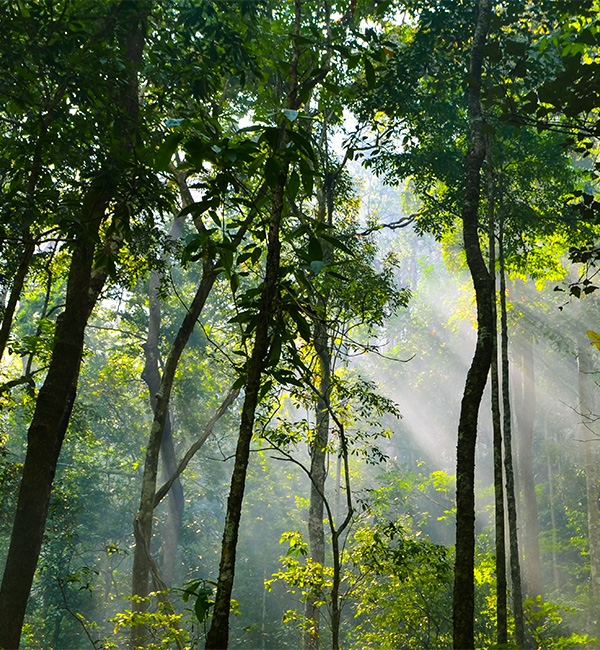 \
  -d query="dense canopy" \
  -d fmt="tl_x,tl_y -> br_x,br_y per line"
2,1 -> 600,649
